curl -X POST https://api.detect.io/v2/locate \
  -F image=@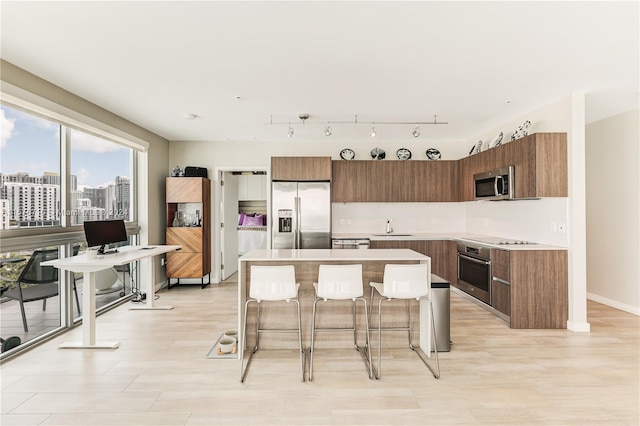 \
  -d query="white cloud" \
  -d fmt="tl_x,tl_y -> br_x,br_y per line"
1,109 -> 16,149
71,131 -> 125,154
75,167 -> 90,185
